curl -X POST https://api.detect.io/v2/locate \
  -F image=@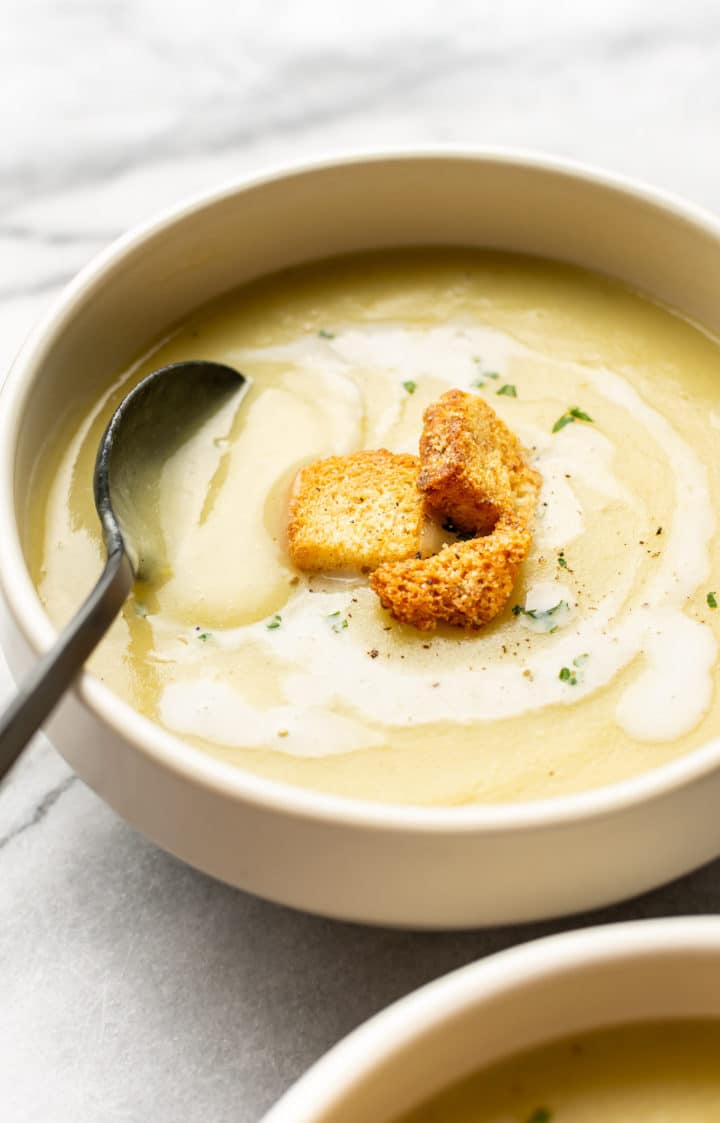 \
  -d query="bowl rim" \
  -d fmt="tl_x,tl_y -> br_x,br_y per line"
260,915 -> 720,1121
3,145 -> 720,833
